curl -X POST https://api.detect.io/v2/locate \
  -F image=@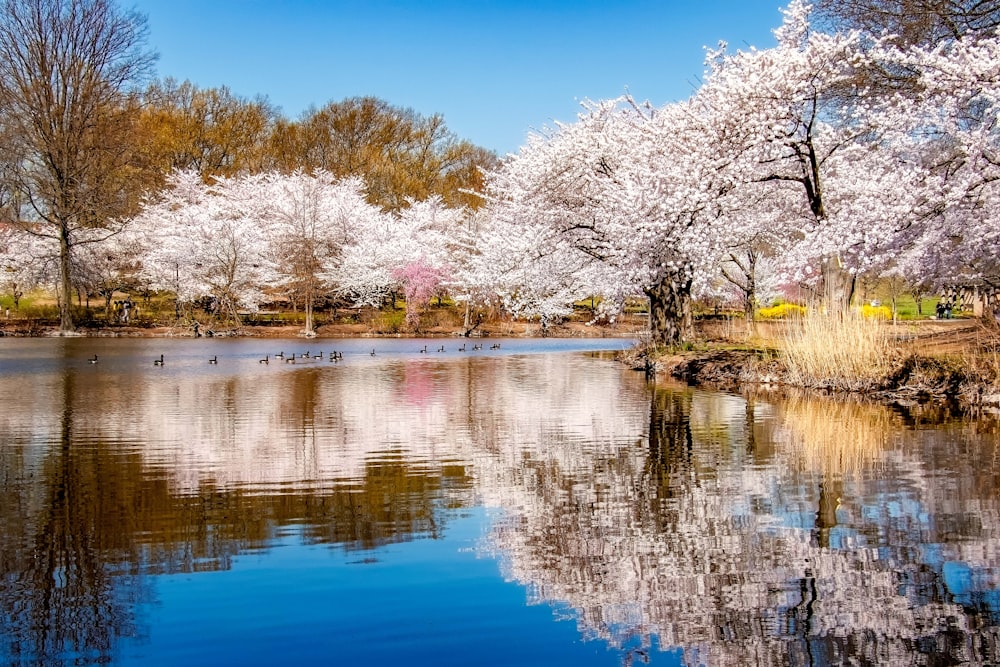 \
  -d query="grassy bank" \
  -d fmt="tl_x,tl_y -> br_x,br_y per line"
638,315 -> 1000,409
0,292 -> 648,340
